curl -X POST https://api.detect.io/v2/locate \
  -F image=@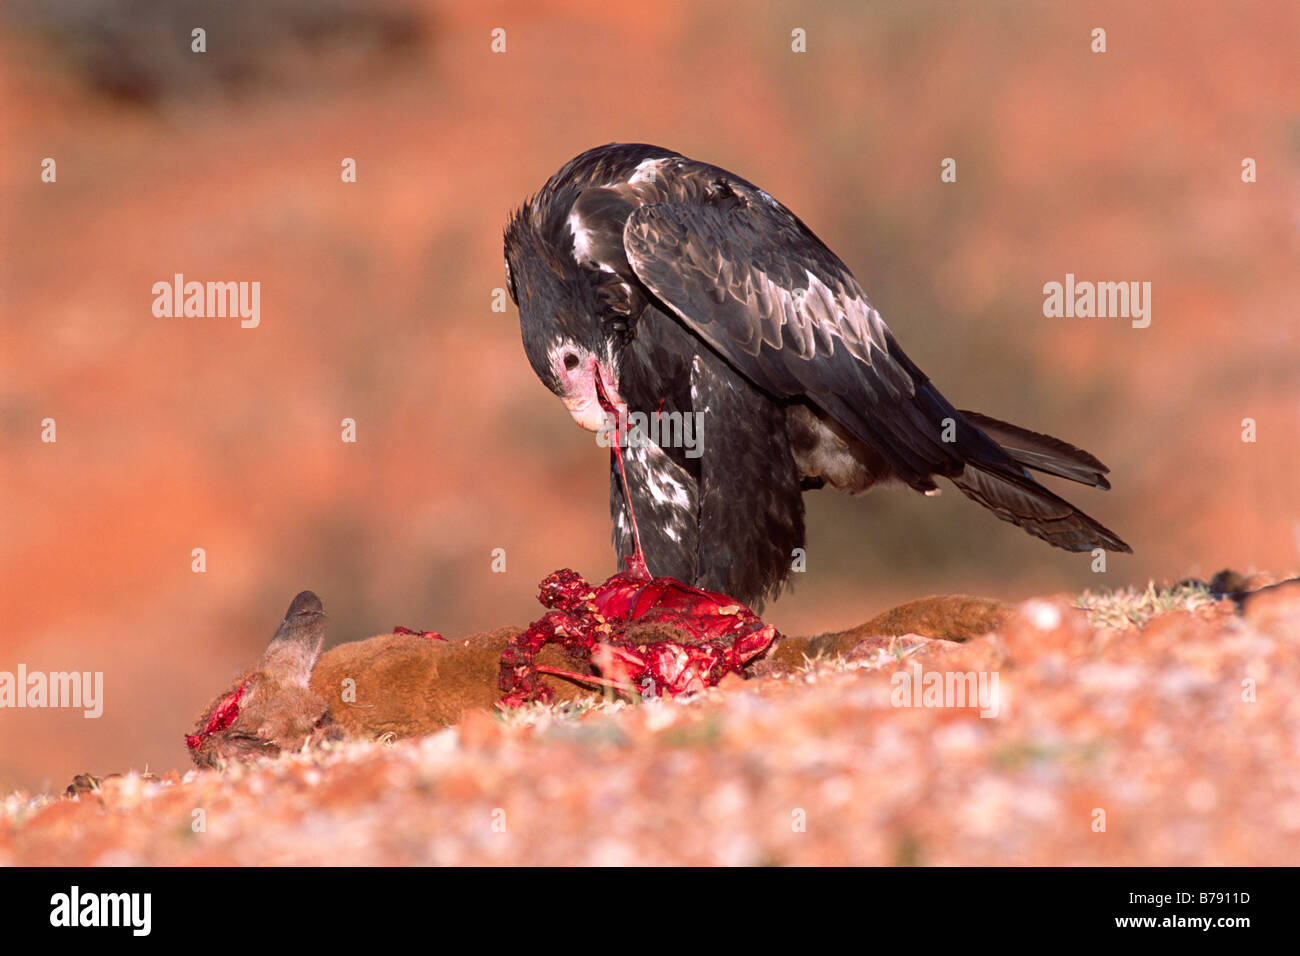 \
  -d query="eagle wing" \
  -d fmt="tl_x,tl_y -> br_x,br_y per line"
619,180 -> 1130,554
621,188 -> 1007,488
